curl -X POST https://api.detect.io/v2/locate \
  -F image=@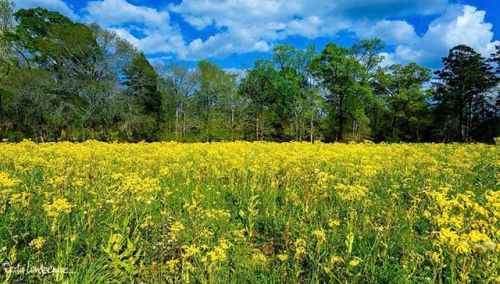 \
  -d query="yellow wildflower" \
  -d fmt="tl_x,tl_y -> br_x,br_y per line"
438,228 -> 459,243
348,257 -> 362,267
0,172 -> 20,188
453,240 -> 470,254
252,251 -> 268,266
166,259 -> 179,273
294,238 -> 307,260
467,230 -> 490,243
169,221 -> 185,241
182,245 -> 200,259
312,229 -> 326,243
277,253 -> 288,261
29,237 -> 46,250
43,198 -> 72,218
328,219 -> 341,228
